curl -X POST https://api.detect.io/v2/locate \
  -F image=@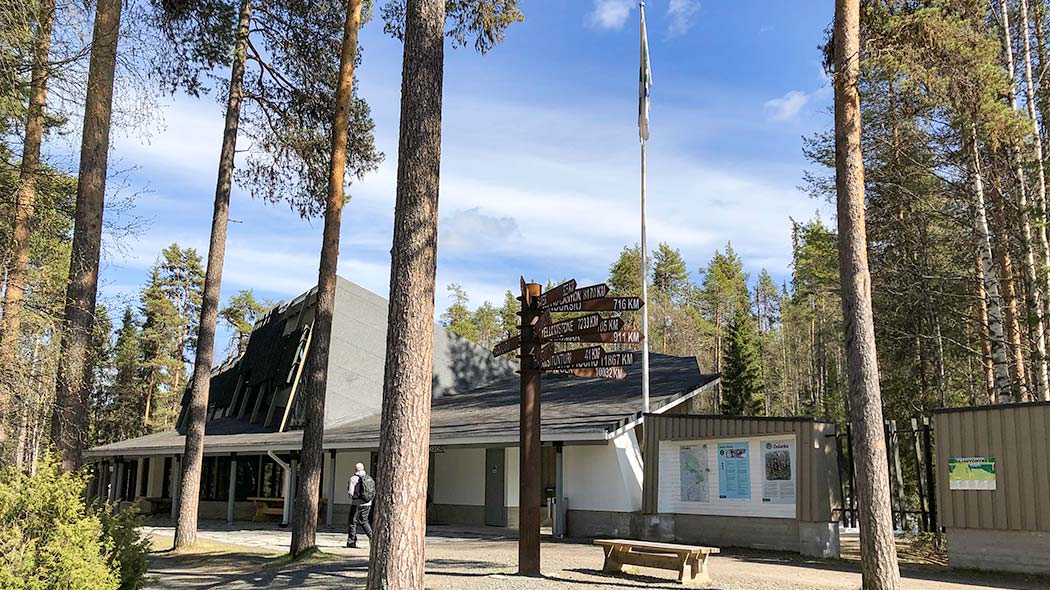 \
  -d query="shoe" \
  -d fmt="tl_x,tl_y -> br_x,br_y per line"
346,542 -> 357,548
